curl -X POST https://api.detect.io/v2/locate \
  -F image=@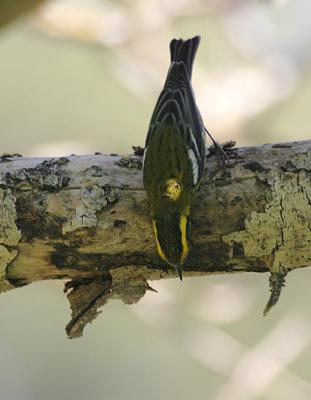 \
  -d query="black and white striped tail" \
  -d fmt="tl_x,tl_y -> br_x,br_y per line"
169,36 -> 200,80
144,35 -> 206,187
